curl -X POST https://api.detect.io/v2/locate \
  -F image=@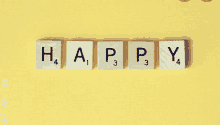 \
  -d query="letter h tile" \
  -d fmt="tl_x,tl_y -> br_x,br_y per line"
35,40 -> 61,69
